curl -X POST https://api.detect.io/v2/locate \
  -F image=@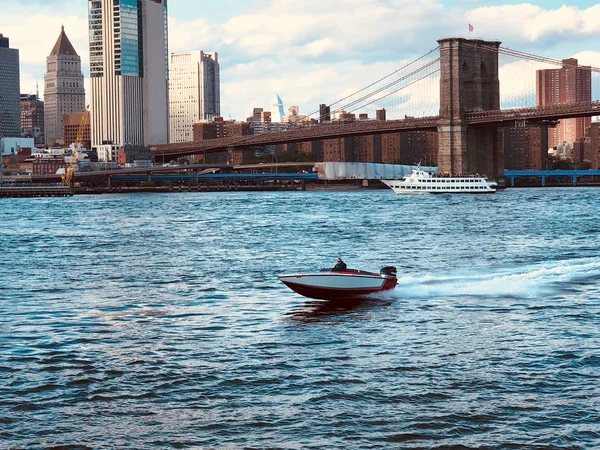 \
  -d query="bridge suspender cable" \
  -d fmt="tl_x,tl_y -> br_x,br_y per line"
462,41 -> 600,73
345,68 -> 441,115
333,58 -> 440,114
297,46 -> 441,122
